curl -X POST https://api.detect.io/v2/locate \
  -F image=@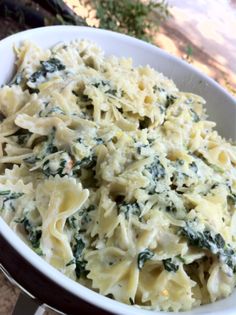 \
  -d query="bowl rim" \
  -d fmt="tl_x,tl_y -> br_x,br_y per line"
0,25 -> 236,315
